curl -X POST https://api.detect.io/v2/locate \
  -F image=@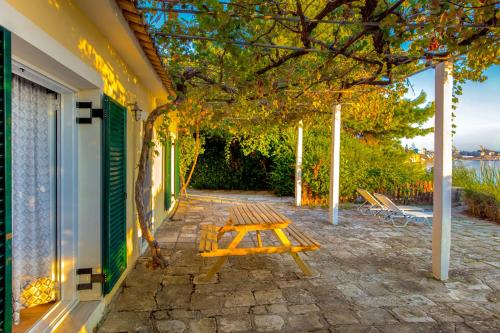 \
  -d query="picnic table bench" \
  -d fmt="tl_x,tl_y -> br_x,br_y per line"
195,203 -> 320,283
